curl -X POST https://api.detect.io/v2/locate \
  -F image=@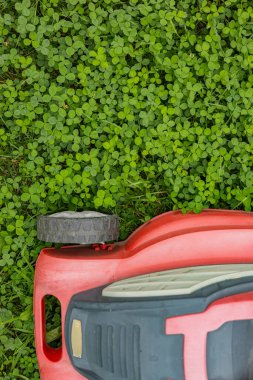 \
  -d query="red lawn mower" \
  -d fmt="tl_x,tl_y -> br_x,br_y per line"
34,209 -> 253,380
